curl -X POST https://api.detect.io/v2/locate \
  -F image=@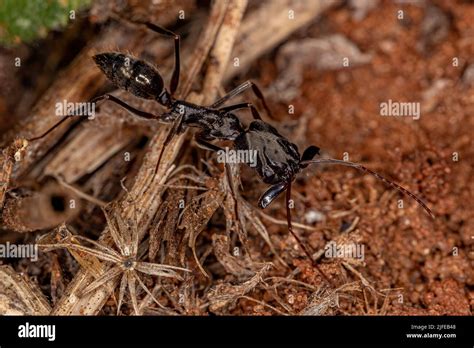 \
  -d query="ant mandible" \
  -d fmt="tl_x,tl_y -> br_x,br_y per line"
28,19 -> 434,284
